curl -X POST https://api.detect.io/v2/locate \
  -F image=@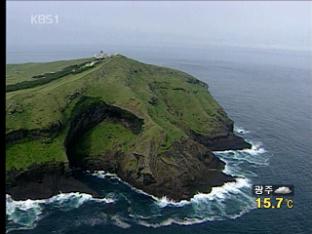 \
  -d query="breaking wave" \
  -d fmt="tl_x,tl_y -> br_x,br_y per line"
6,192 -> 115,233
126,176 -> 255,227
6,126 -> 271,231
234,126 -> 251,135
